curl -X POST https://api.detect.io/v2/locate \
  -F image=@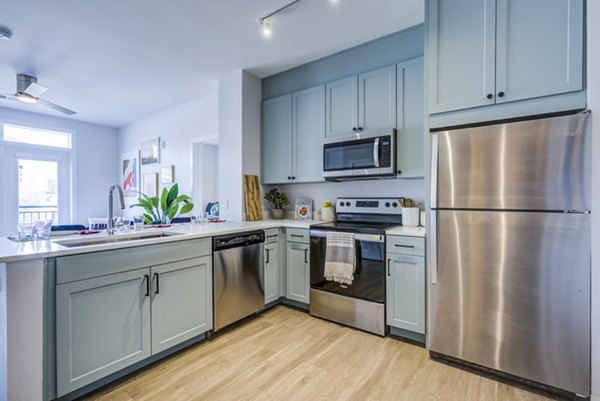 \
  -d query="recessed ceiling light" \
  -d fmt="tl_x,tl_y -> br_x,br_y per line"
0,26 -> 13,40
